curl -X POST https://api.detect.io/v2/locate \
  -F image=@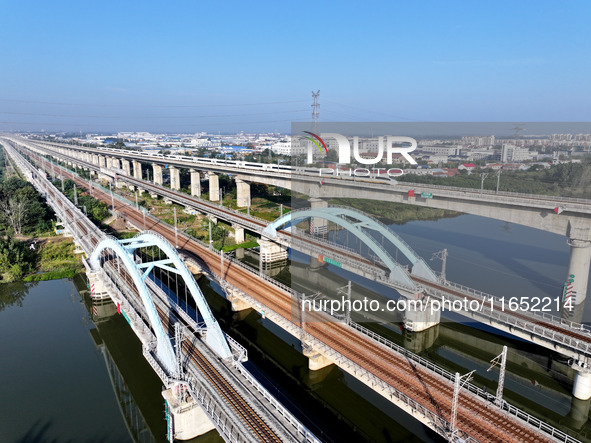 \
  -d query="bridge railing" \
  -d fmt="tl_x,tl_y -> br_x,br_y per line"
232,361 -> 322,443
440,279 -> 591,335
